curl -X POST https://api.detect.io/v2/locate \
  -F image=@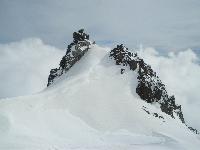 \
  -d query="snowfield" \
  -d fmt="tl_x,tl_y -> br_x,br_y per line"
0,45 -> 199,150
